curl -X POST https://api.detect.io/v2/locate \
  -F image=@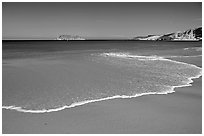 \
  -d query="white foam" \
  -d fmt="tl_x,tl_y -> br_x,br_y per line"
164,55 -> 202,58
3,71 -> 201,114
2,90 -> 176,114
183,47 -> 202,51
101,52 -> 164,60
2,52 -> 202,114
101,52 -> 202,69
